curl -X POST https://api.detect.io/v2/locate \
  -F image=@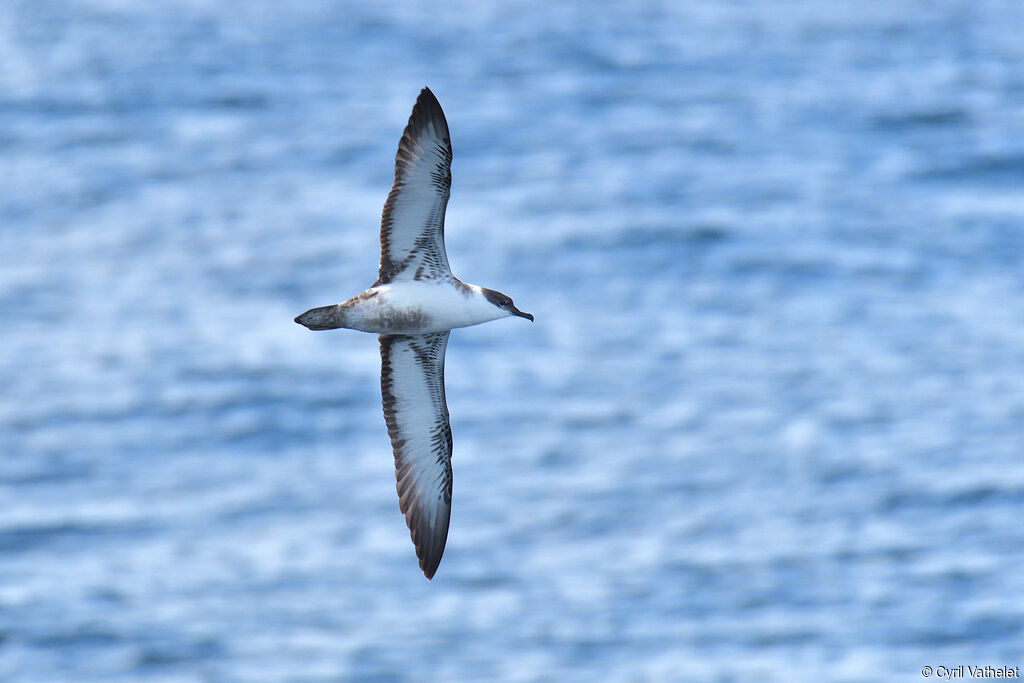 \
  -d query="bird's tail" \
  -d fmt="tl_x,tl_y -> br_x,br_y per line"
295,305 -> 346,330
